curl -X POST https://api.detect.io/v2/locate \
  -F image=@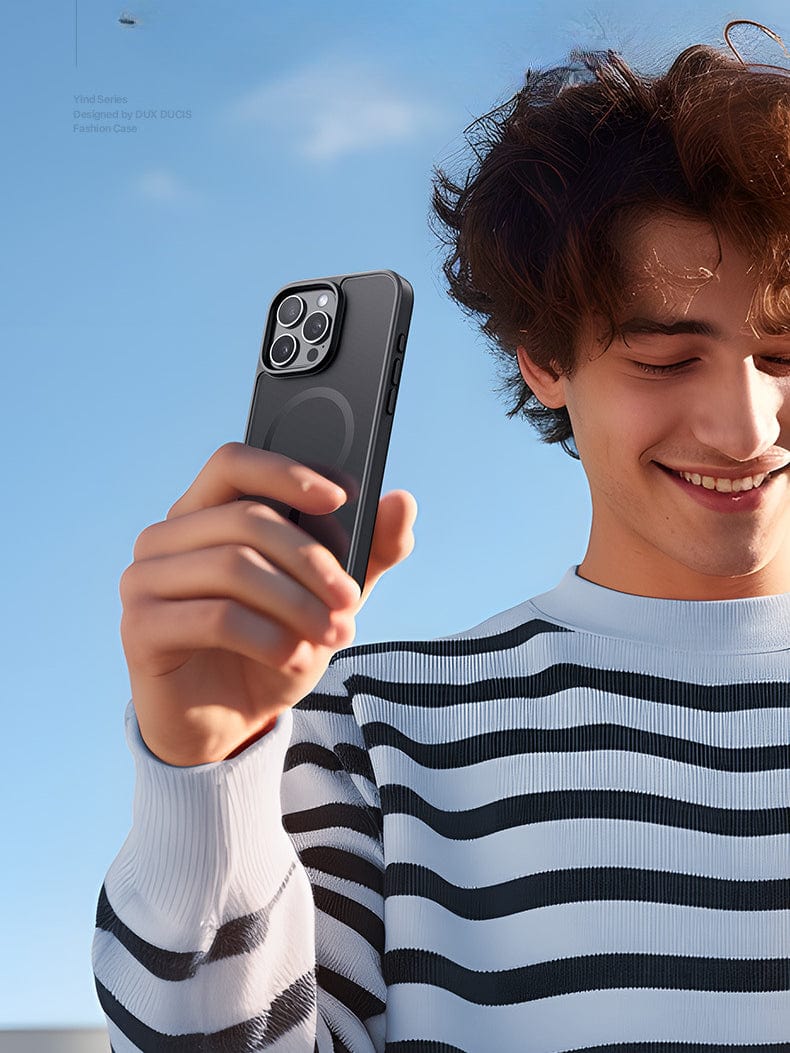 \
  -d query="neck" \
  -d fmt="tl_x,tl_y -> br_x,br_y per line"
579,533 -> 790,601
